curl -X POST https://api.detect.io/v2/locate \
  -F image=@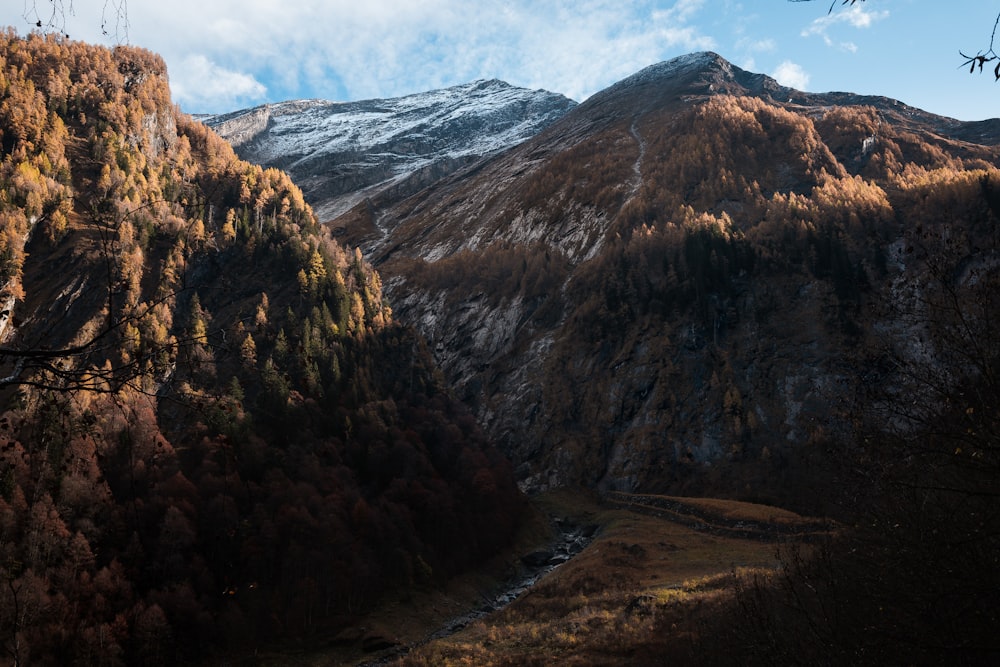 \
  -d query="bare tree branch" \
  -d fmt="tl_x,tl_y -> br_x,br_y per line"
959,12 -> 1000,80
791,0 -> 1000,79
21,0 -> 129,42
0,194 -> 228,394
